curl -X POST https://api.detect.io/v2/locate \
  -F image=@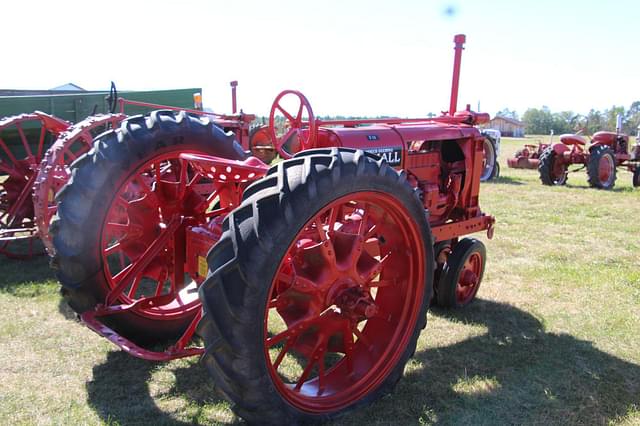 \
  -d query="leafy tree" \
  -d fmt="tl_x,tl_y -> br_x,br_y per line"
522,107 -> 554,134
495,108 -> 519,120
